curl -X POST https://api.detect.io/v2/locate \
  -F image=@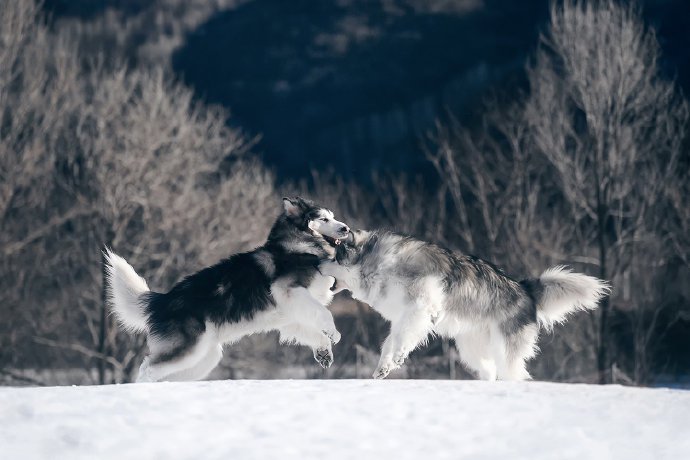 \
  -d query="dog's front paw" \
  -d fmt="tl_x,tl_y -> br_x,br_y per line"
373,355 -> 402,379
314,348 -> 333,369
373,365 -> 392,379
392,352 -> 407,367
323,329 -> 341,345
